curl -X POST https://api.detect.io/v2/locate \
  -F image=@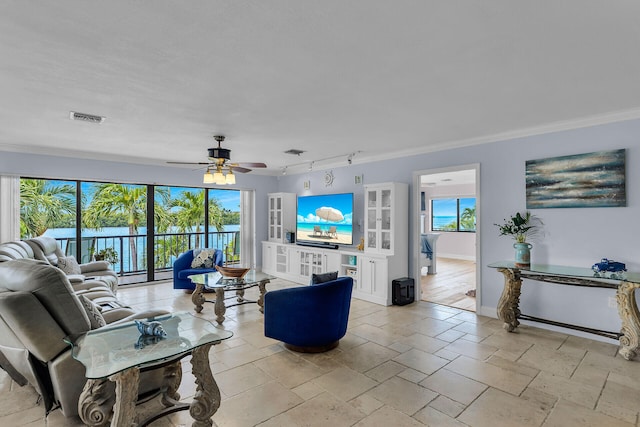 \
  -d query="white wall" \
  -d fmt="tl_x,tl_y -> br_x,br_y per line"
422,183 -> 476,260
2,117 -> 639,338
276,118 -> 640,336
